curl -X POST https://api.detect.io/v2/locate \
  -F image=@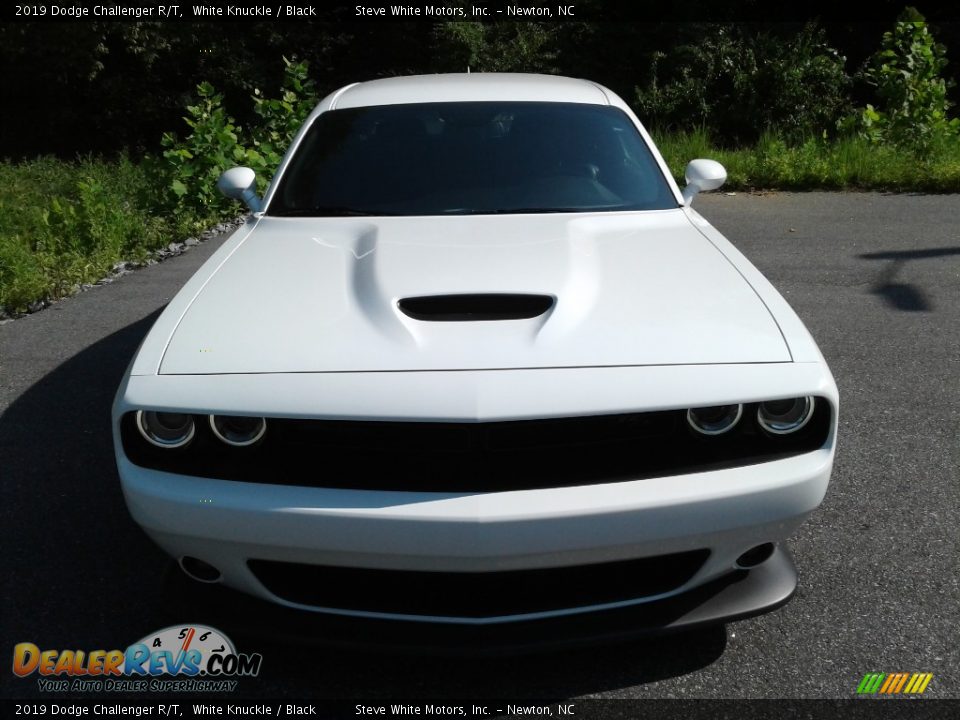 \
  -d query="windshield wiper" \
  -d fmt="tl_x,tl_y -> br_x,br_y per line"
271,206 -> 392,217
443,207 -> 620,215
